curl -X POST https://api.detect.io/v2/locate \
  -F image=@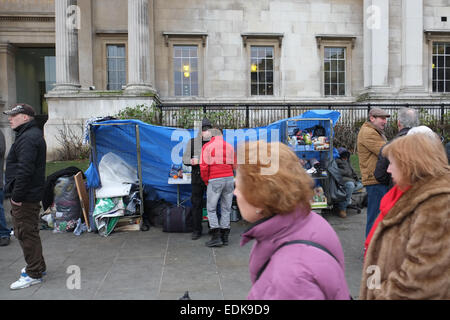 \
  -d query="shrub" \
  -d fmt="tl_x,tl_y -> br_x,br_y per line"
116,103 -> 161,125
55,121 -> 90,161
